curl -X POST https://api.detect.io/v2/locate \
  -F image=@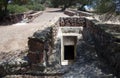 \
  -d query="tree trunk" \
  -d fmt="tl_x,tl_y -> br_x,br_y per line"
4,0 -> 8,12
61,0 -> 73,11
78,4 -> 86,11
62,3 -> 71,11
62,5 -> 67,11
